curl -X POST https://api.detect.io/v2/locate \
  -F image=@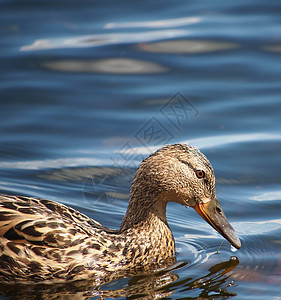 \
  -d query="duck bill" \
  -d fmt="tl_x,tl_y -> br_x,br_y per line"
193,199 -> 241,249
